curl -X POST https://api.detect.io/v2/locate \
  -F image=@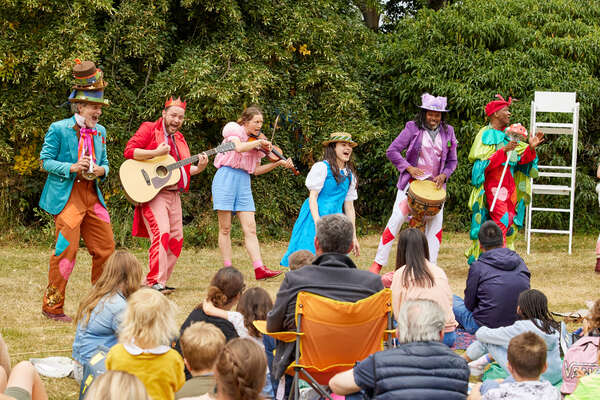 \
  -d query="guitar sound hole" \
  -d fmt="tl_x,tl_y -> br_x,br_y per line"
156,165 -> 168,177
